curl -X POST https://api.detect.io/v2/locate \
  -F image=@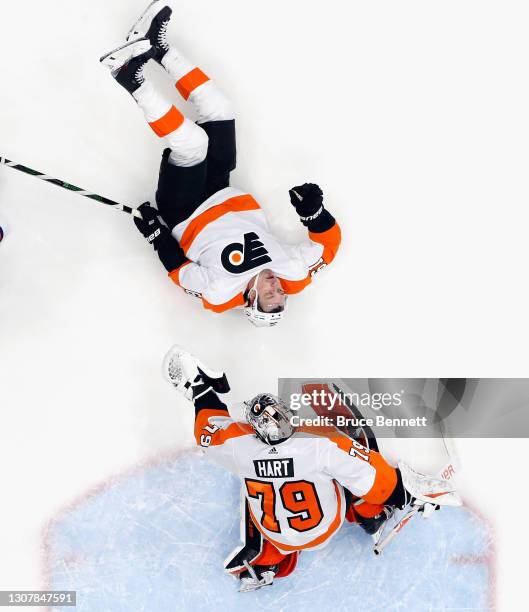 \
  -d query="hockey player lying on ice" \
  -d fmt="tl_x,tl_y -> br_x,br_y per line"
100,2 -> 341,327
163,346 -> 461,592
